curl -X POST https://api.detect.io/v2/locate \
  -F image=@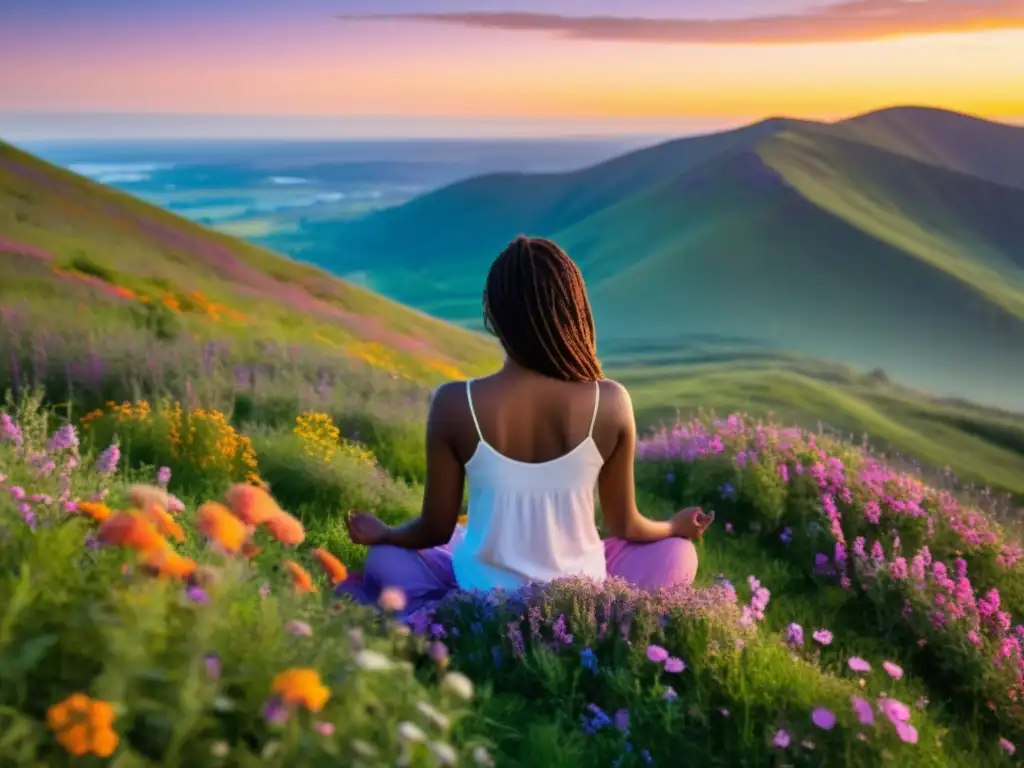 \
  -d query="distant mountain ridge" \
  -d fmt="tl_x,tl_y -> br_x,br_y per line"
307,107 -> 1024,411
